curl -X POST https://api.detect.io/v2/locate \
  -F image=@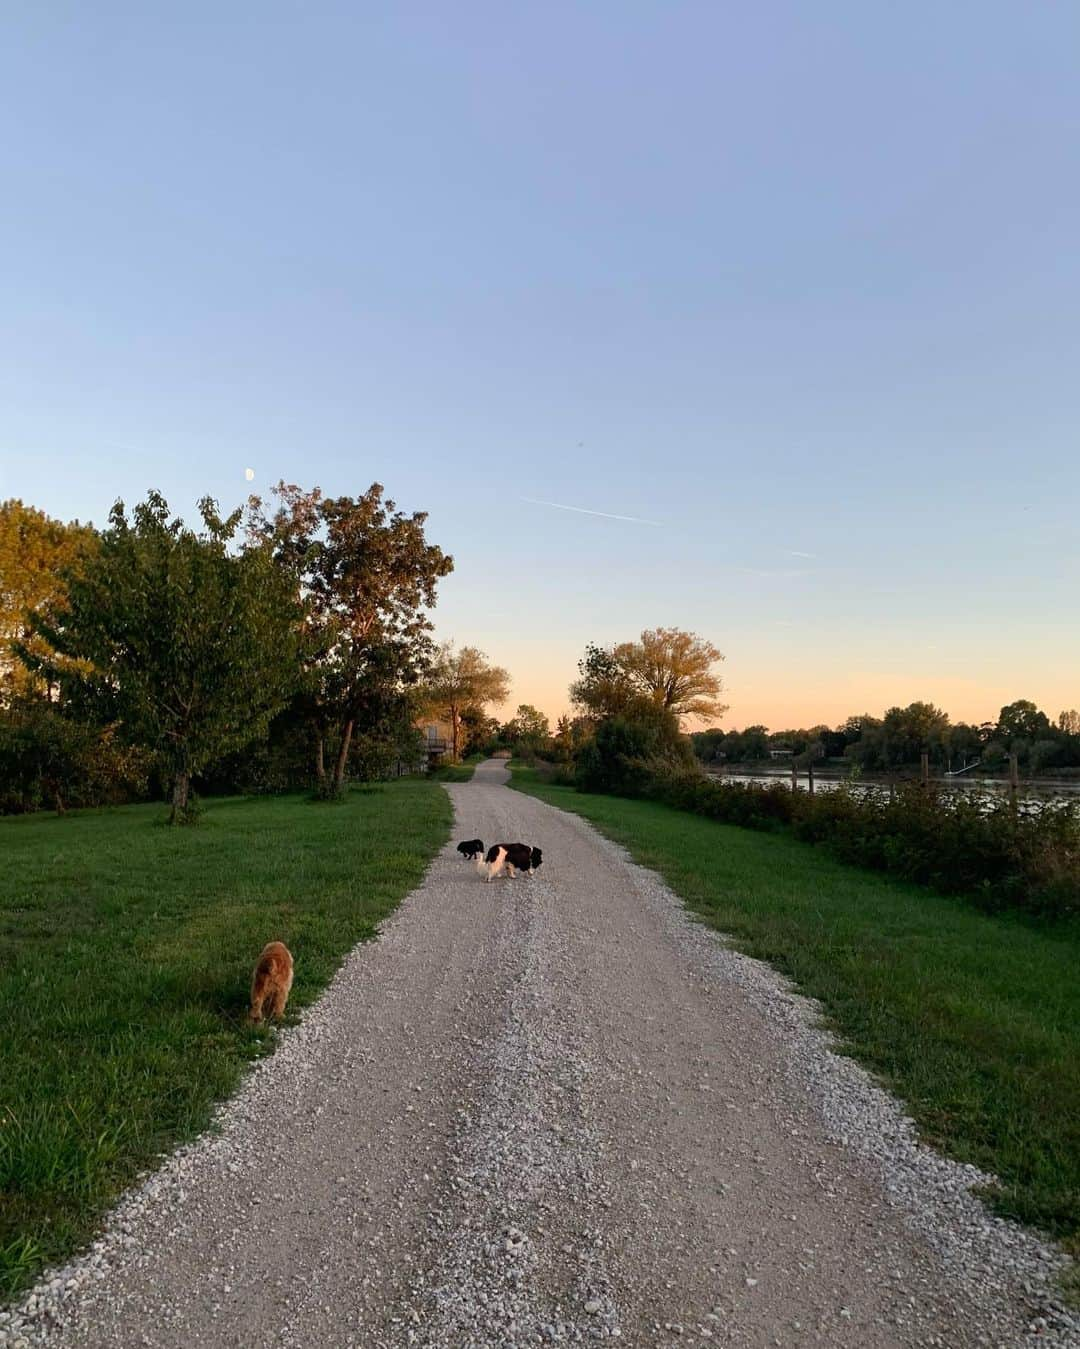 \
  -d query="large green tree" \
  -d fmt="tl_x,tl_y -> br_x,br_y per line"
997,699 -> 1051,744
247,482 -> 453,795
31,492 -> 301,821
